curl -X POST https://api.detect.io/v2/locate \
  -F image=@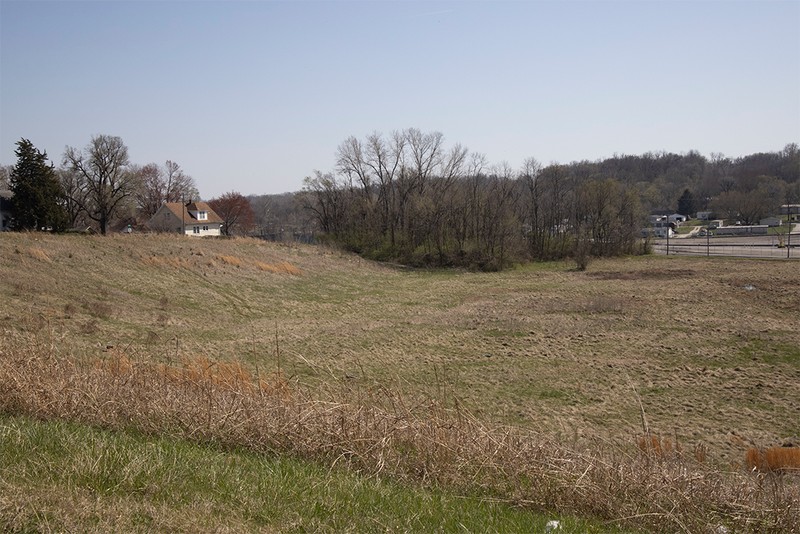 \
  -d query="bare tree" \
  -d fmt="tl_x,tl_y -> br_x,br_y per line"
336,136 -> 373,204
365,131 -> 405,245
164,160 -> 198,202
63,134 -> 134,234
133,160 -> 199,220
57,167 -> 89,228
250,192 -> 313,241
710,175 -> 785,225
406,128 -> 444,195
300,171 -> 350,236
520,157 -> 544,256
132,163 -> 163,219
0,165 -> 11,190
